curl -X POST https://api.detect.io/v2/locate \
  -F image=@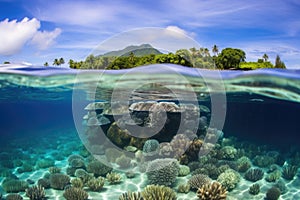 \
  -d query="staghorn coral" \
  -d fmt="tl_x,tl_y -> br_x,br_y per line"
106,172 -> 122,184
86,160 -> 112,177
244,168 -> 264,182
249,183 -> 260,195
188,174 -> 211,190
217,169 -> 240,191
146,158 -> 179,186
196,181 -> 227,200
25,185 -> 46,200
119,191 -> 144,200
282,165 -> 298,180
141,185 -> 176,200
2,178 -> 29,193
266,187 -> 281,200
6,193 -> 23,200
87,177 -> 105,191
63,187 -> 89,200
49,173 -> 70,190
